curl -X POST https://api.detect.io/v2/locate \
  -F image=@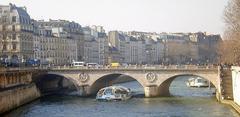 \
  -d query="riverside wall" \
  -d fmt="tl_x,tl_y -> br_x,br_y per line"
232,66 -> 240,106
0,83 -> 41,114
218,66 -> 240,115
